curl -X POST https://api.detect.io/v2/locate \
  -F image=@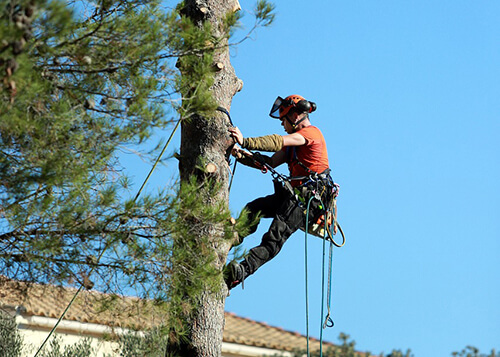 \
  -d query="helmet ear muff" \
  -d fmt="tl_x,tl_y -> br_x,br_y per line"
296,100 -> 317,114
296,100 -> 310,113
